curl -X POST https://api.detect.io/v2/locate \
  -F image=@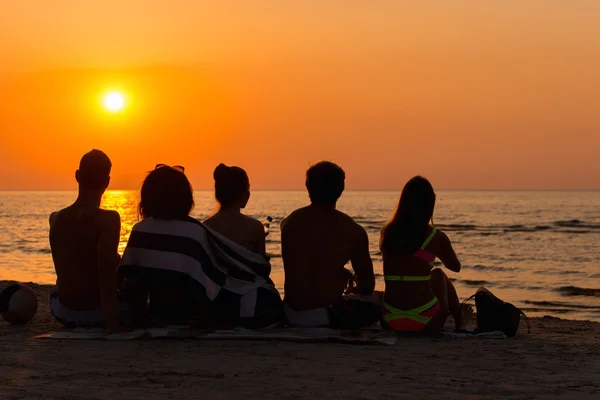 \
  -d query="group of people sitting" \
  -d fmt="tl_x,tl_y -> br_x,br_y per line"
49,149 -> 472,334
